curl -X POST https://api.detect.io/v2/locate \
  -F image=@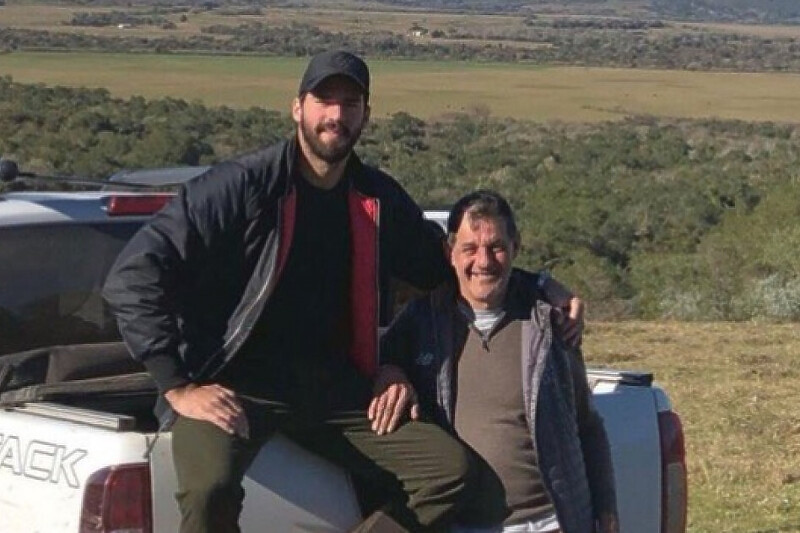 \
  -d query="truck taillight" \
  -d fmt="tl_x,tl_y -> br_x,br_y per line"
106,195 -> 173,216
659,410 -> 687,533
80,463 -> 153,533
